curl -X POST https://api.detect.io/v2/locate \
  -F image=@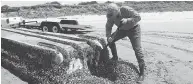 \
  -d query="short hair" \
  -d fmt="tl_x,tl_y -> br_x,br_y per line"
107,3 -> 119,13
